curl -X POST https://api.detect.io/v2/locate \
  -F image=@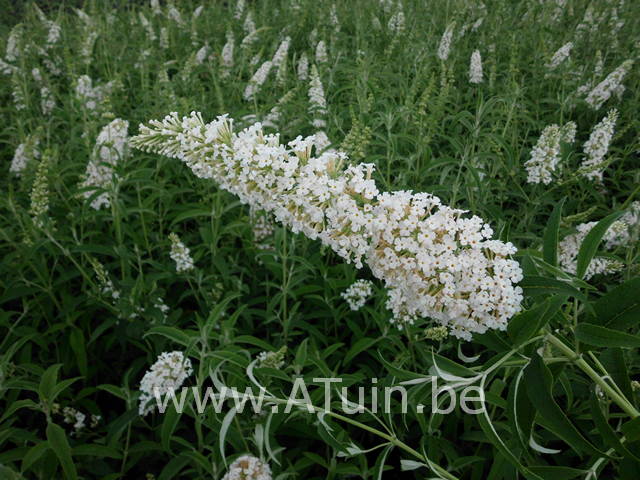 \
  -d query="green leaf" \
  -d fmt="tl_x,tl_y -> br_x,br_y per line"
158,454 -> 189,480
344,337 -> 380,364
508,296 -> 566,346
543,198 -> 566,267
621,417 -> 640,442
38,364 -> 62,404
71,444 -> 122,459
21,441 -> 50,473
528,466 -> 587,479
575,323 -> 640,349
476,407 -> 543,480
46,423 -> 77,480
144,326 -> 197,348
593,278 -> 640,329
69,328 -> 87,378
519,276 -> 587,302
523,354 -> 604,457
576,211 -> 623,279
590,392 -> 640,462
161,402 -> 182,452
600,349 -> 635,409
